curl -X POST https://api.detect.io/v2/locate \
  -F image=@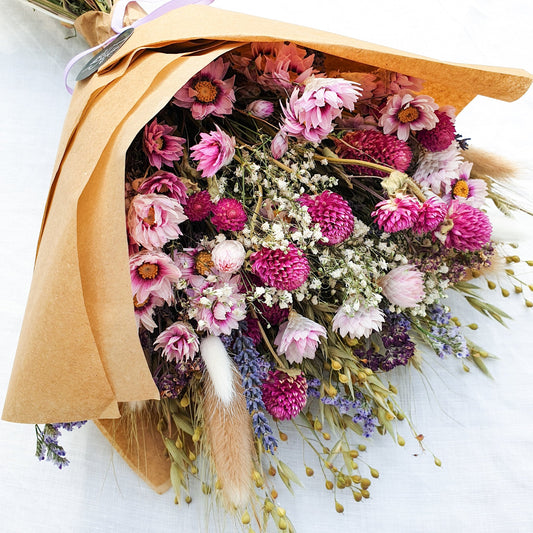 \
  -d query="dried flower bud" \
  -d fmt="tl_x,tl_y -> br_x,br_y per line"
271,130 -> 288,159
246,99 -> 275,118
